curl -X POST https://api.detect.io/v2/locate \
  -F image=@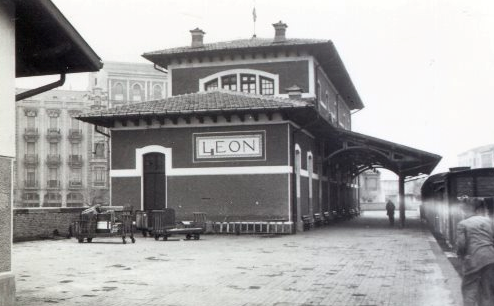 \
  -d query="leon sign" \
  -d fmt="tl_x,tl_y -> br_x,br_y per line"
194,131 -> 265,161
